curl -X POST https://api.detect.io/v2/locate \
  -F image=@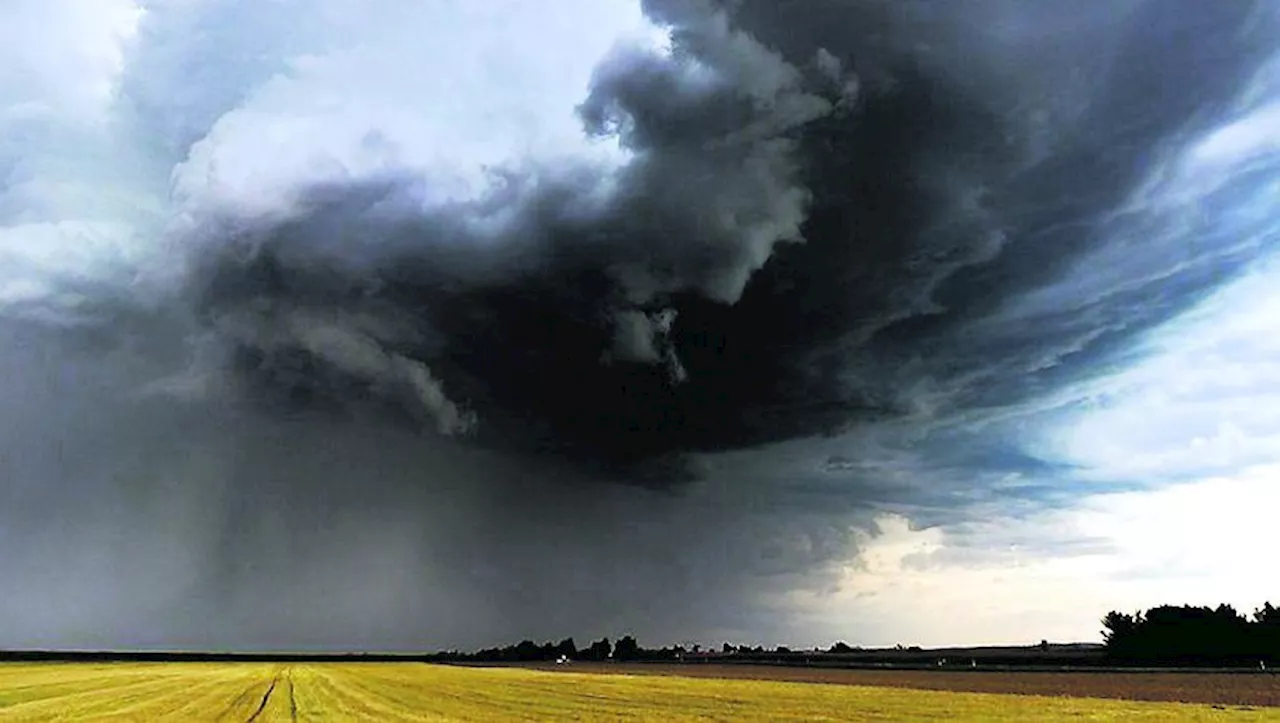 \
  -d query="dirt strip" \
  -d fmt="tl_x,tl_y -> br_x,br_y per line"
514,662 -> 1280,708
